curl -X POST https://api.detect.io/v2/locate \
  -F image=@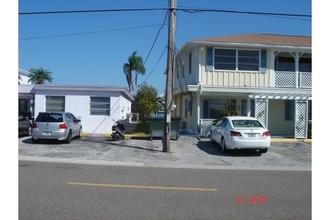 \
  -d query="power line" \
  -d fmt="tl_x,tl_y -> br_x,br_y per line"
177,7 -> 311,18
139,45 -> 167,87
19,8 -> 168,15
19,24 -> 163,40
143,11 -> 168,66
19,7 -> 311,18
